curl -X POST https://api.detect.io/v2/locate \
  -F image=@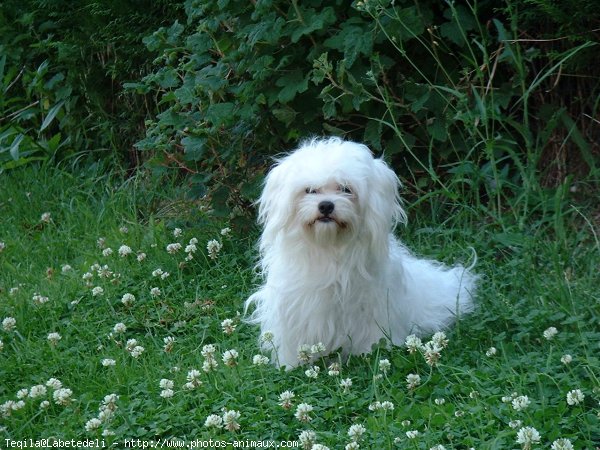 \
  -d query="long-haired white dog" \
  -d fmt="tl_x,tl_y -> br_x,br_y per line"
245,137 -> 477,368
